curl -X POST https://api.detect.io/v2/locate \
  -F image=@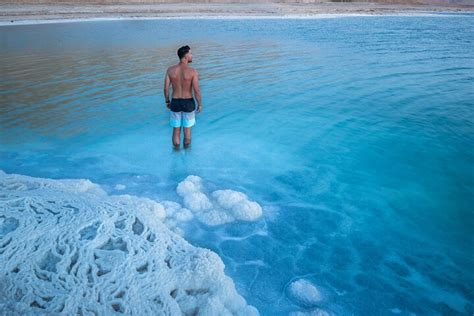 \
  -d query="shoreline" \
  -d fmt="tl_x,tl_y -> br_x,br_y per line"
2,13 -> 472,27
3,13 -> 472,26
1,3 -> 473,26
